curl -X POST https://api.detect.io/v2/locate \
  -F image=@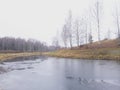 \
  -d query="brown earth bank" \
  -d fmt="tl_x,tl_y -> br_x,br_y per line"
0,52 -> 42,62
44,48 -> 120,60
44,39 -> 120,60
